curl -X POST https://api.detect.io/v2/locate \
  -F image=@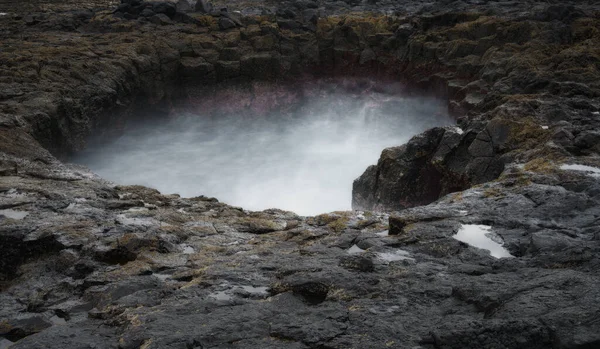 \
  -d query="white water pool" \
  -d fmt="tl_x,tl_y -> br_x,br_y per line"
74,83 -> 452,215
